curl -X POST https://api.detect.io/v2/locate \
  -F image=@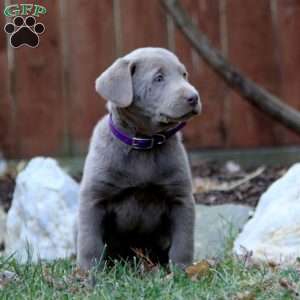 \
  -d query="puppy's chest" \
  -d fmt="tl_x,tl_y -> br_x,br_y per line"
106,183 -> 172,233
103,148 -> 181,233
